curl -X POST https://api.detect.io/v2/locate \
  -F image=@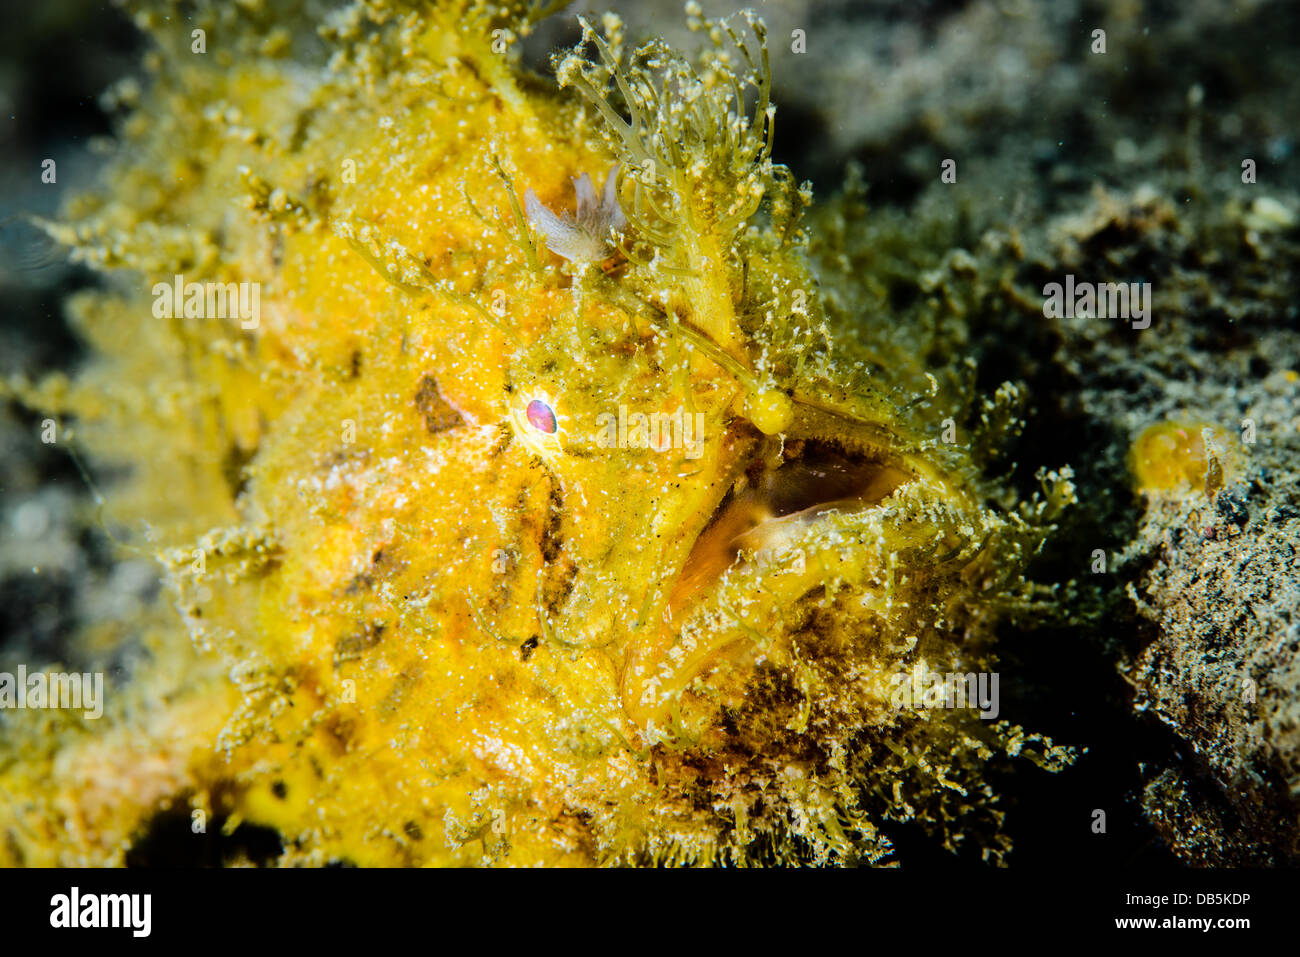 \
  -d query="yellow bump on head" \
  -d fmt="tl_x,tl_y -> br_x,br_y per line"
745,389 -> 793,436
1128,419 -> 1234,493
